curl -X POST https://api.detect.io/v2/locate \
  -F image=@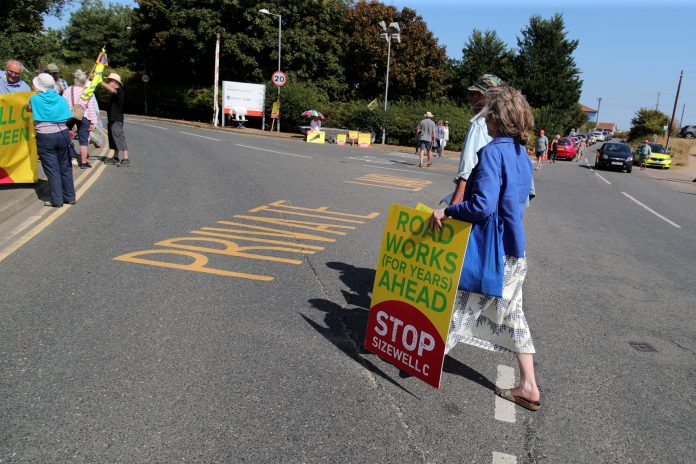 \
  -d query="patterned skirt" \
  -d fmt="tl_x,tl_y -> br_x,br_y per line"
445,256 -> 535,354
